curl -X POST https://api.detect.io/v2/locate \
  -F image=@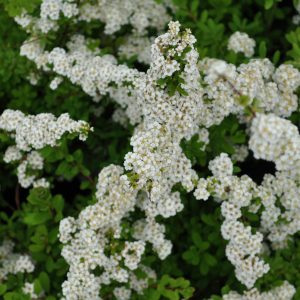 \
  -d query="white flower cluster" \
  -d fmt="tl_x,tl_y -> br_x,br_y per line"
124,123 -> 194,218
249,113 -> 300,248
41,0 -> 78,21
49,76 -> 63,90
15,0 -> 171,107
59,165 -> 157,300
118,35 -> 153,64
22,282 -> 44,299
232,145 -> 249,162
18,20 -> 199,300
113,286 -> 131,300
195,153 -> 269,288
17,150 -> 45,188
249,113 -> 300,177
0,240 -> 34,281
15,0 -> 170,35
0,109 -> 91,188
195,118 -> 300,288
131,23 -> 203,165
87,27 -> 199,273
198,57 -> 300,126
17,0 -> 300,130
222,280 -> 295,300
208,152 -> 233,177
133,218 -> 173,260
257,172 -> 300,249
121,241 -> 145,270
55,21 -> 300,297
14,10 -> 300,297
47,37 -> 140,97
119,23 -> 203,265
78,0 -> 170,35
0,109 -> 90,150
20,35 -> 143,125
227,31 -> 256,58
